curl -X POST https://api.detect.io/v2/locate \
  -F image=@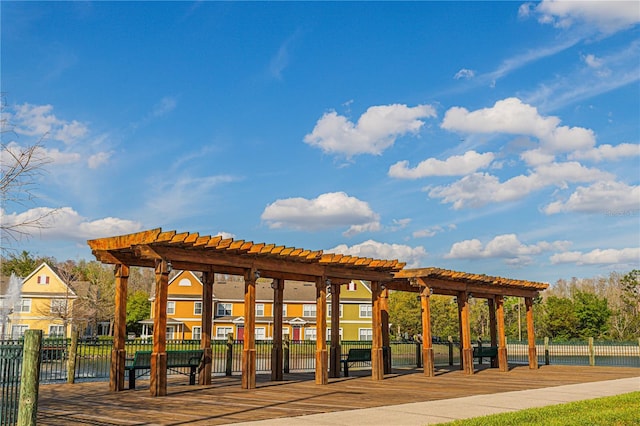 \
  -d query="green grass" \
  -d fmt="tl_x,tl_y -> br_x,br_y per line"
444,391 -> 640,426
